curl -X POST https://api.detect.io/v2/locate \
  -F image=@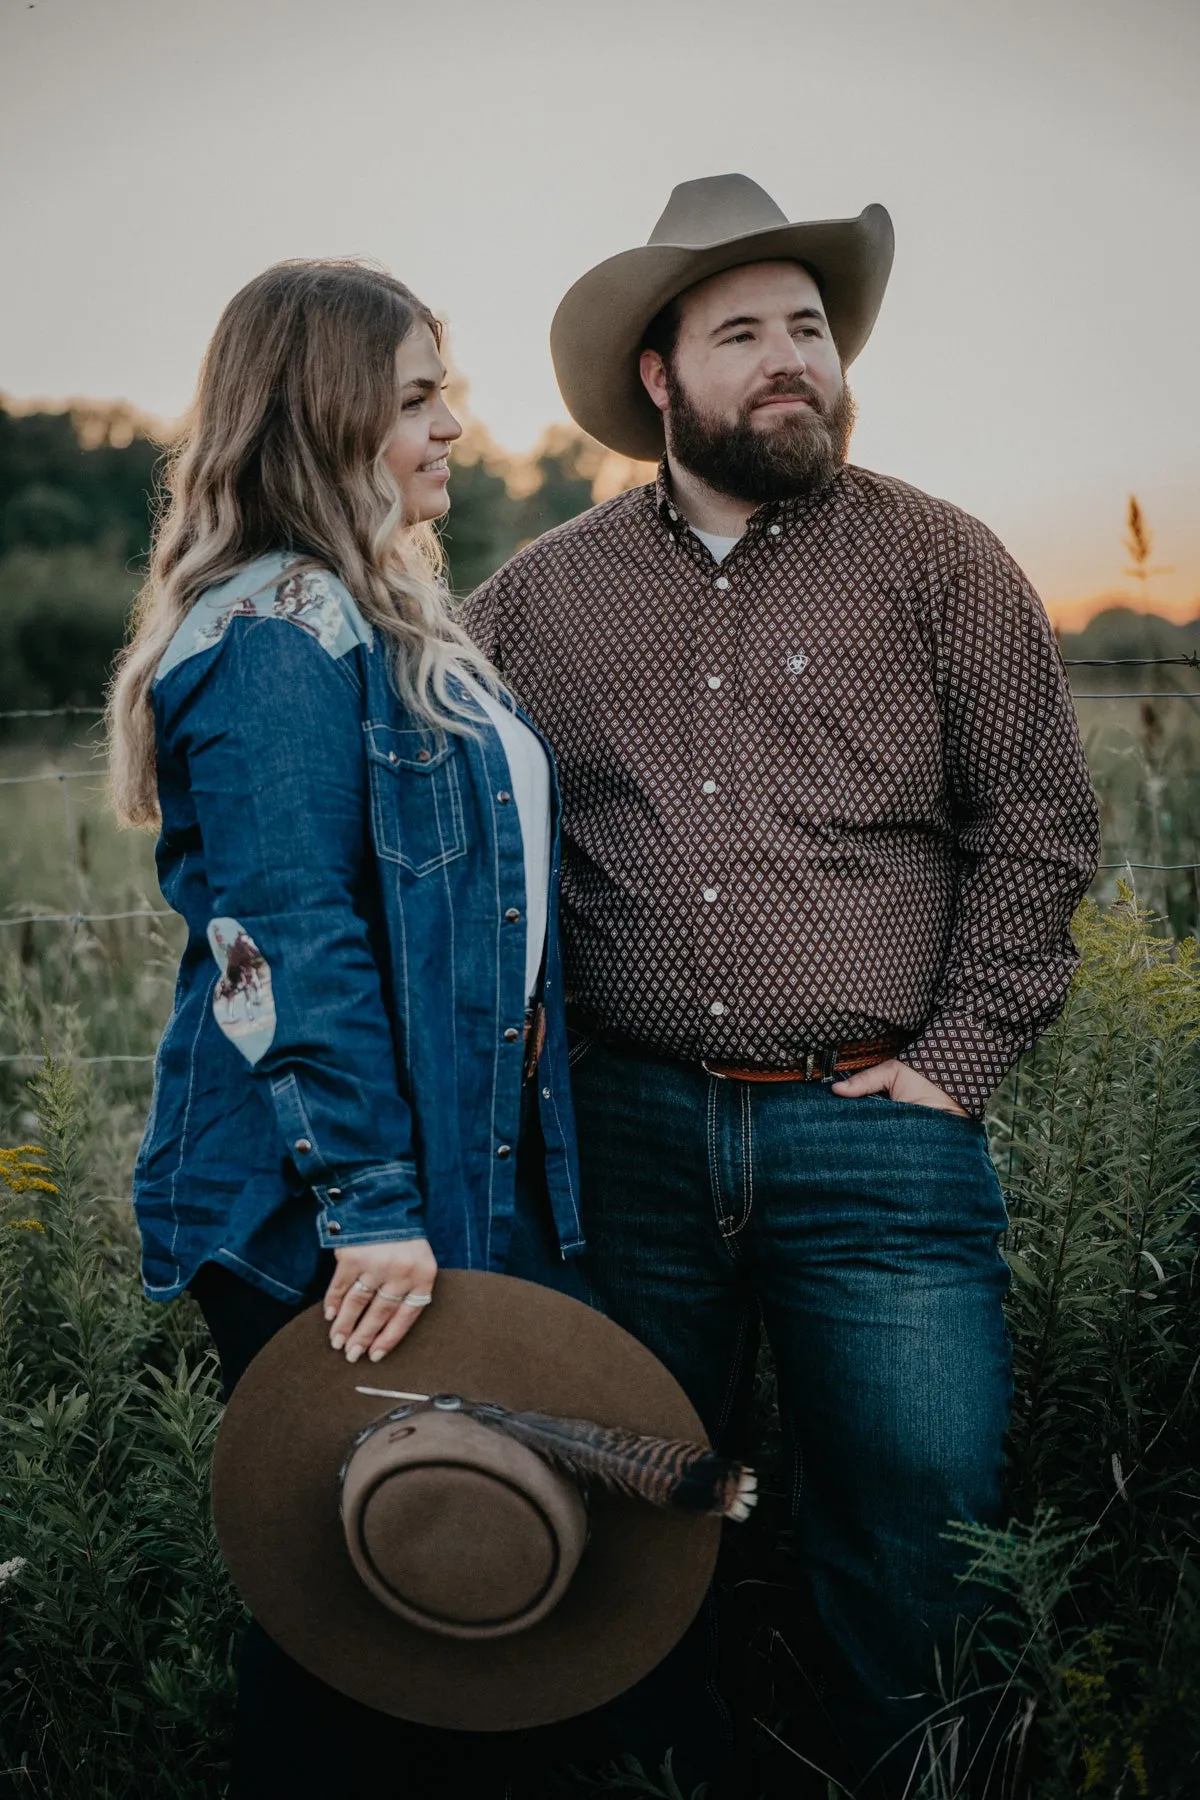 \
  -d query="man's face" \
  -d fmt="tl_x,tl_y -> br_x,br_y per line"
640,261 -> 855,503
